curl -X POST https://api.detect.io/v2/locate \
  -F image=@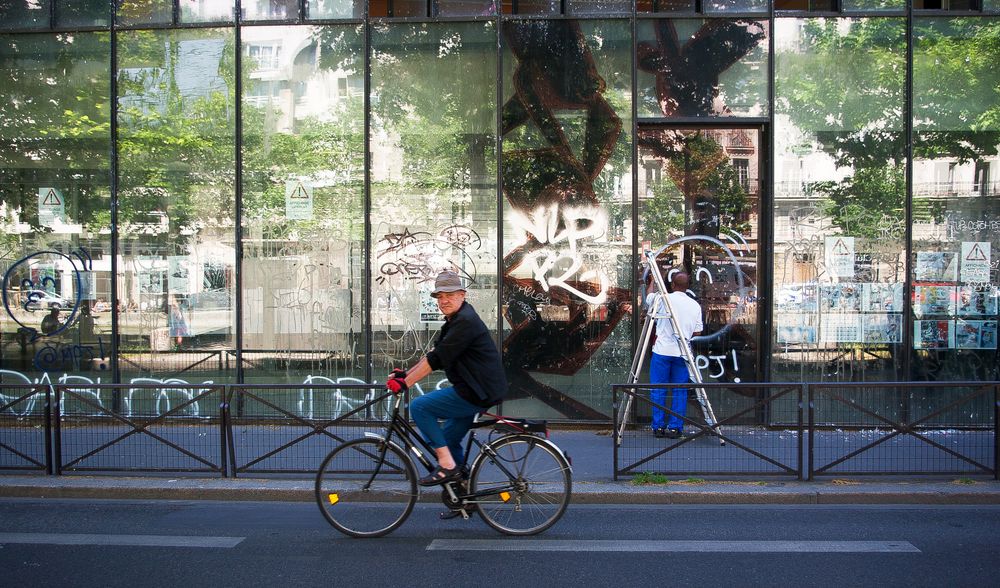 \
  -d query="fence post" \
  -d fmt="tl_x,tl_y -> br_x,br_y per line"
52,386 -> 62,476
219,385 -> 229,478
612,386 -> 619,482
994,384 -> 999,482
806,382 -> 814,481
43,386 -> 53,475
798,383 -> 805,481
227,386 -> 239,478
